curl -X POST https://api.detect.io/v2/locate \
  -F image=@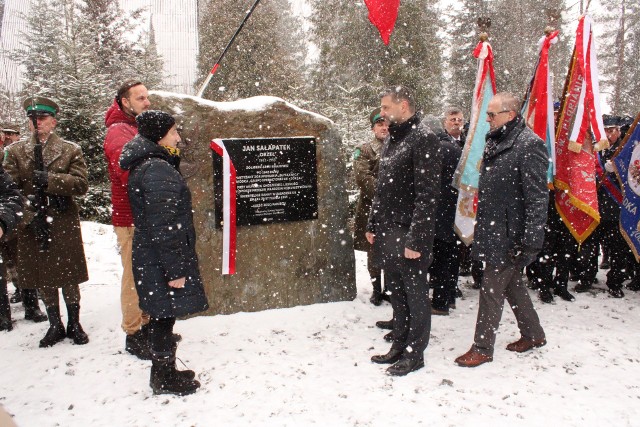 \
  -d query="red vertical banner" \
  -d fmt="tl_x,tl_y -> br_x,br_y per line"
554,16 -> 605,243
